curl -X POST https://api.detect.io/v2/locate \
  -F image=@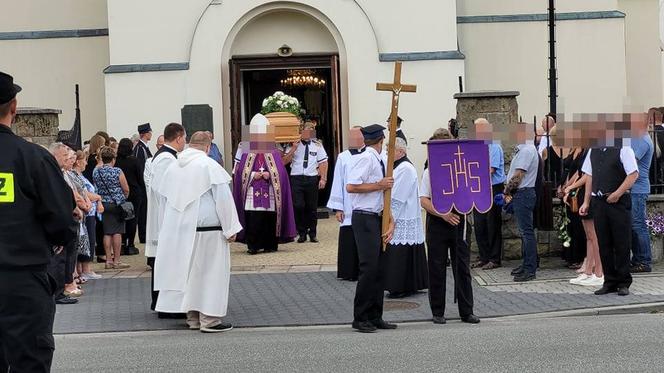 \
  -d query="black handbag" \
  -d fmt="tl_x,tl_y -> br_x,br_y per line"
98,172 -> 135,221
